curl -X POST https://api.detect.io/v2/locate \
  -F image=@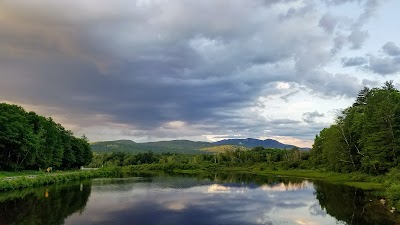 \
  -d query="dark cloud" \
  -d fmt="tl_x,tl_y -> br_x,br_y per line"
344,41 -> 400,76
324,0 -> 380,26
352,42 -> 400,75
324,0 -> 383,51
302,111 -> 325,123
341,57 -> 367,67
382,42 -> 400,56
319,13 -> 338,34
279,1 -> 316,20
323,0 -> 359,5
331,35 -> 347,55
280,90 -> 300,103
355,0 -> 380,28
368,56 -> 400,75
0,0 -> 392,144
348,29 -> 369,50
305,72 -> 362,97
362,79 -> 380,87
